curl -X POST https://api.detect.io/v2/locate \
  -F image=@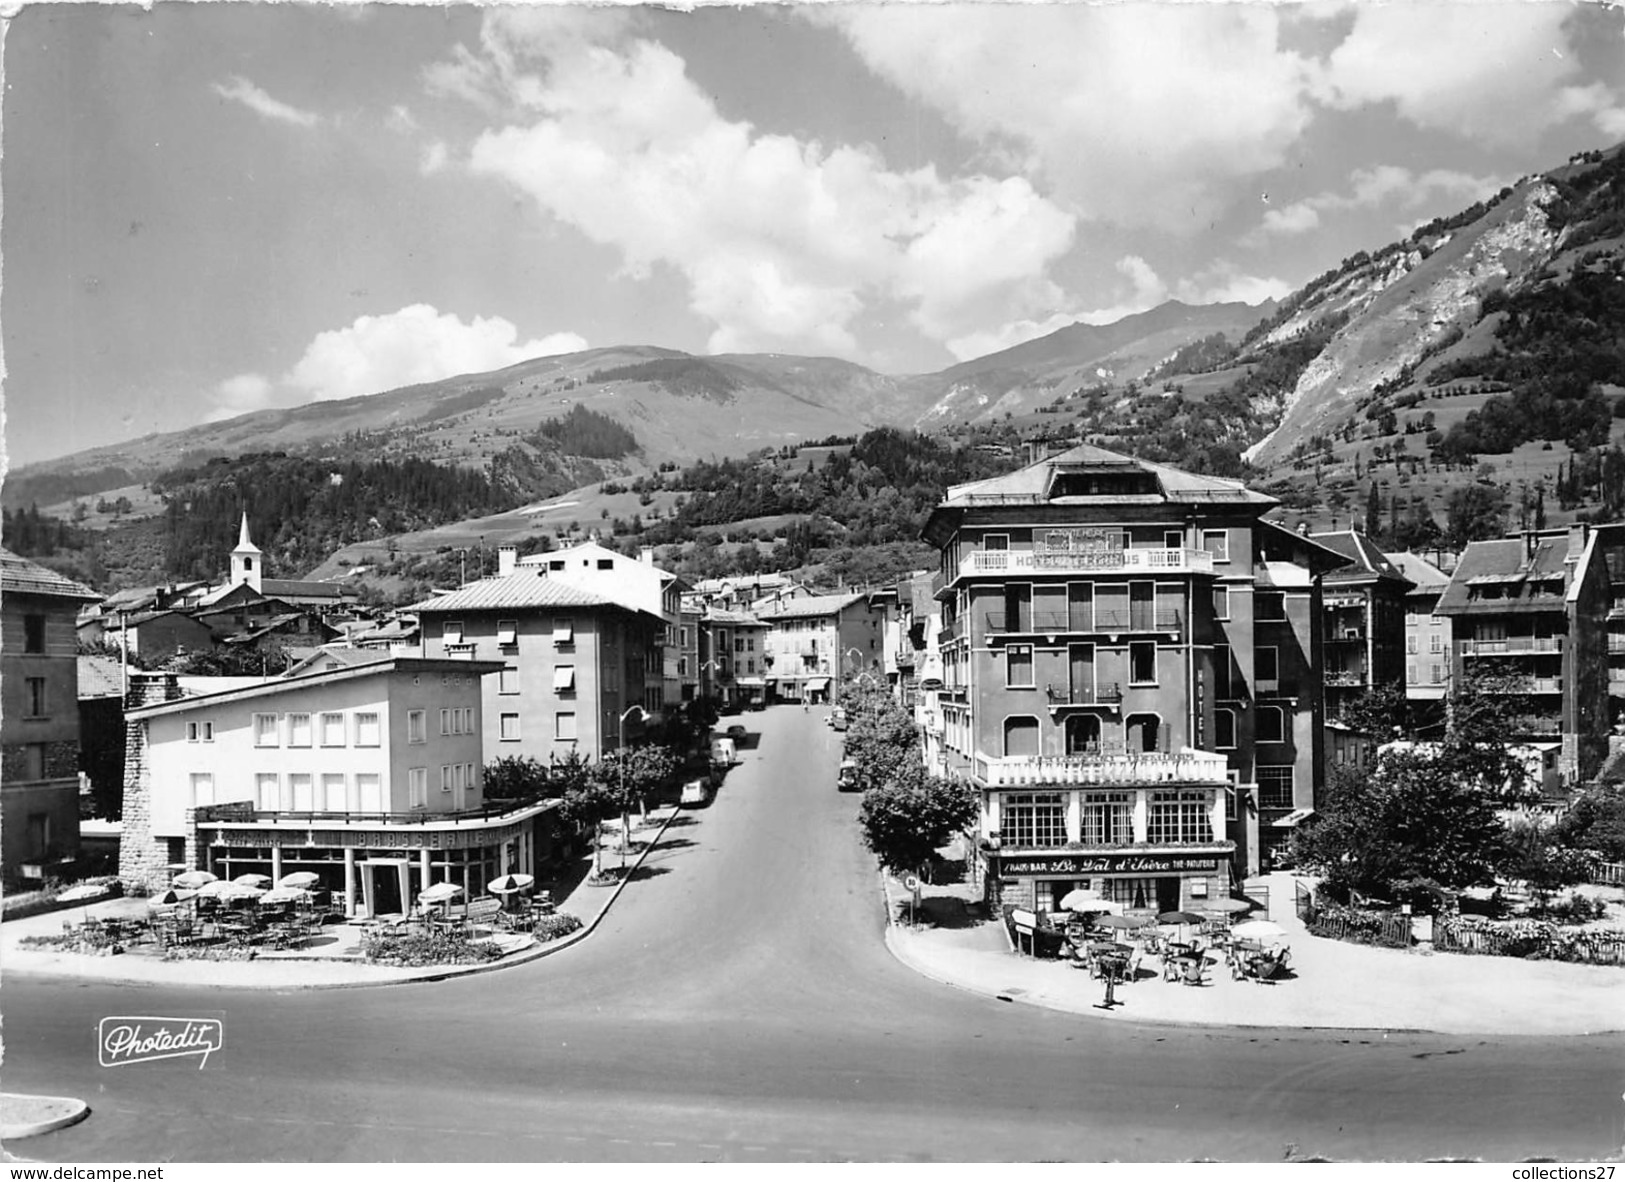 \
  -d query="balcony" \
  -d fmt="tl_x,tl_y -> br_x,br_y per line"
1507,714 -> 1562,735
1324,670 -> 1364,687
443,641 -> 477,658
985,609 -> 1182,636
937,618 -> 964,647
1045,681 -> 1124,708
1460,637 -> 1563,655
193,793 -> 555,829
1484,676 -> 1564,694
961,546 -> 1215,580
975,747 -> 1231,788
1327,628 -> 1367,643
